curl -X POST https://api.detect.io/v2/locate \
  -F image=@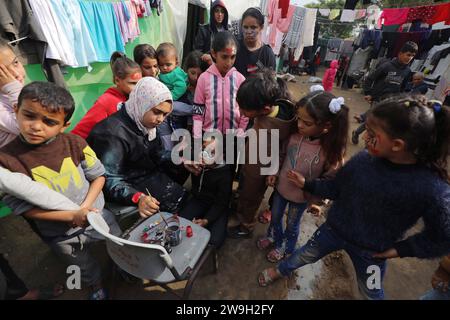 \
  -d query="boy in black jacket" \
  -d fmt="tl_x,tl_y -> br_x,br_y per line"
352,41 -> 417,144
180,148 -> 232,248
